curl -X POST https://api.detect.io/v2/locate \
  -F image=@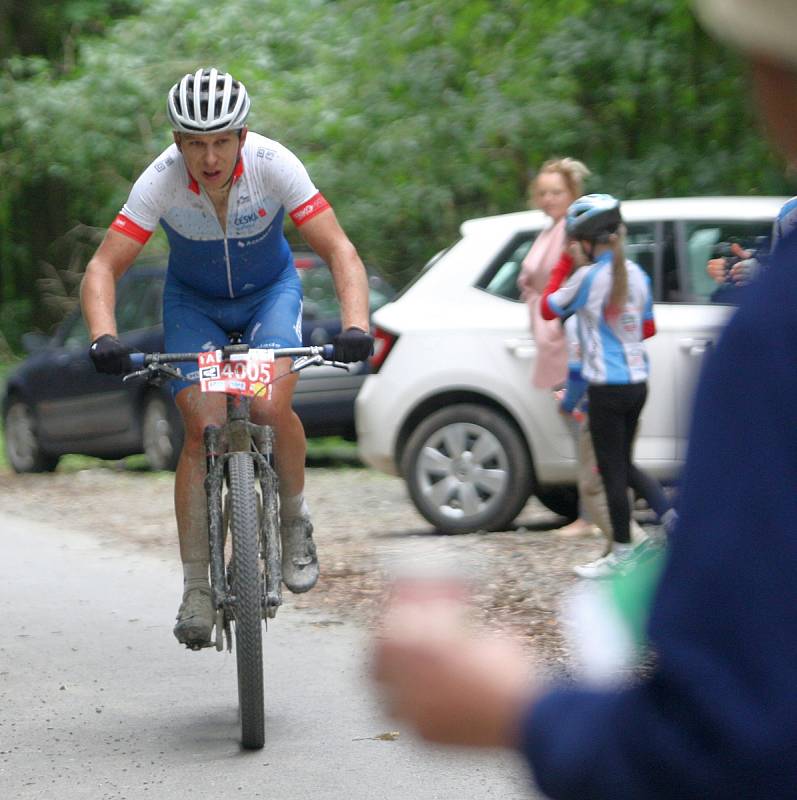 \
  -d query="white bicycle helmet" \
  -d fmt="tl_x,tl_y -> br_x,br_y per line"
167,68 -> 251,133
